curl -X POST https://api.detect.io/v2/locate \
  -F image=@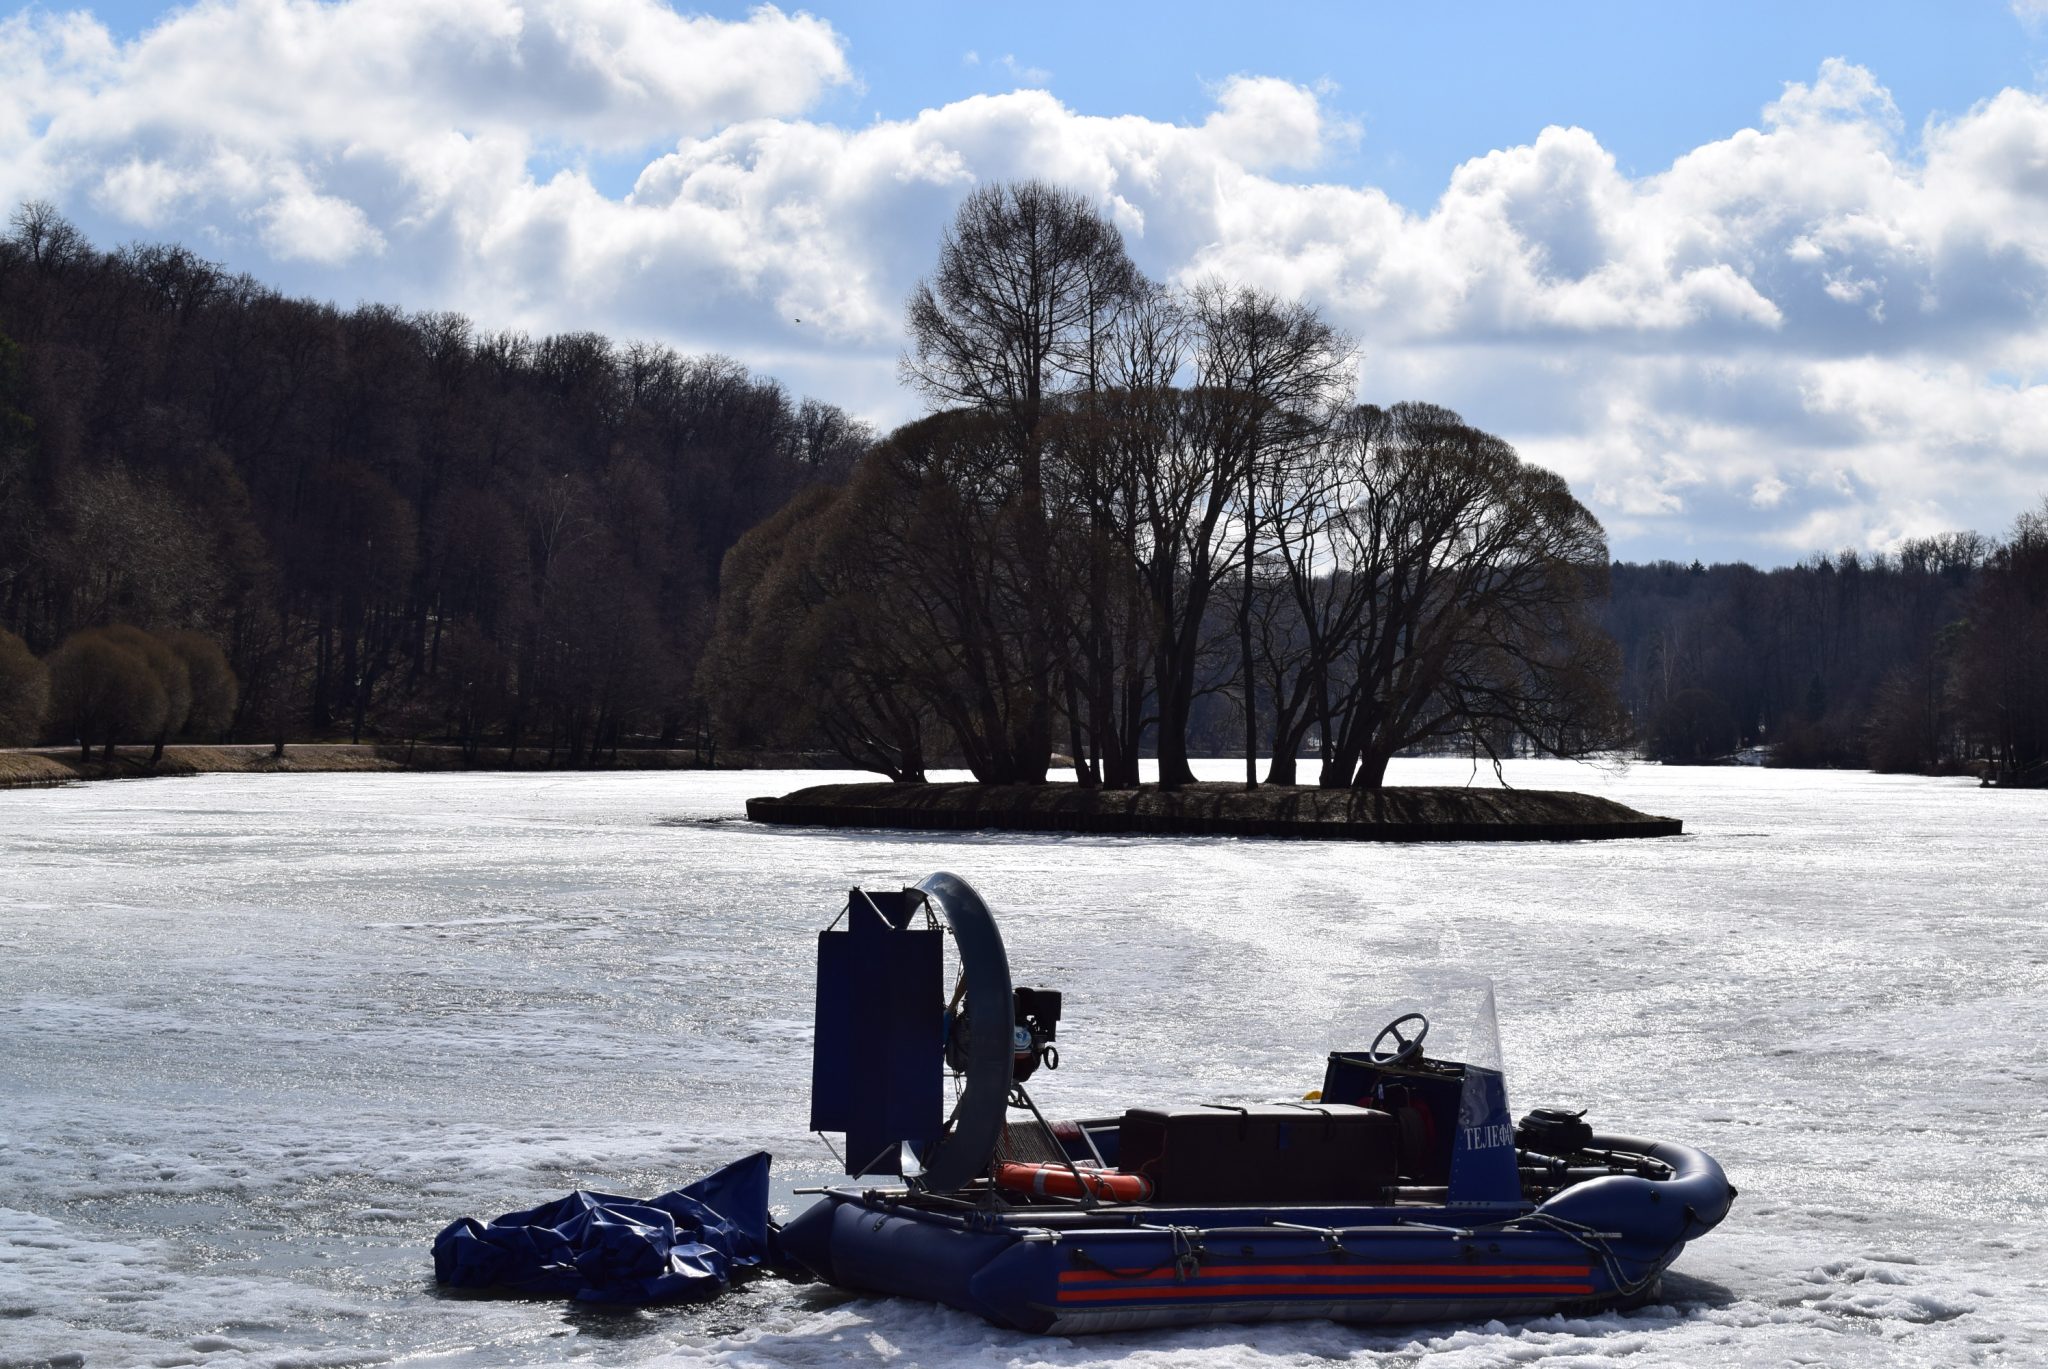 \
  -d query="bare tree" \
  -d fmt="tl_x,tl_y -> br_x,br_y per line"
1087,284 -> 1195,786
863,411 -> 1047,782
704,480 -> 934,780
1957,499 -> 2048,780
45,628 -> 167,759
1253,406 -> 1389,783
0,332 -> 37,638
163,629 -> 239,741
1646,687 -> 1740,763
1042,401 -> 1154,786
903,180 -> 1140,449
1312,405 -> 1626,788
1187,282 -> 1355,786
0,625 -> 47,745
103,625 -> 191,765
903,181 -> 1141,782
430,619 -> 513,762
6,200 -> 85,272
238,613 -> 314,760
